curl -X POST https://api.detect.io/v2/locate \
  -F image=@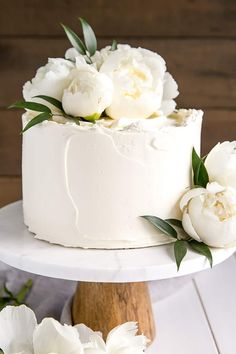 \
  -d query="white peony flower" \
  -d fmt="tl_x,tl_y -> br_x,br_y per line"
99,46 -> 178,119
76,322 -> 148,354
205,141 -> 236,191
0,305 -> 83,354
62,65 -> 113,119
180,182 -> 236,248
0,306 -> 147,354
23,58 -> 75,108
